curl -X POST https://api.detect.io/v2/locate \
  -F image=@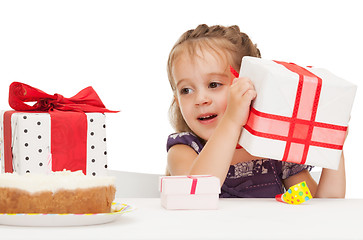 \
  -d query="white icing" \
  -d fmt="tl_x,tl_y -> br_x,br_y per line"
0,170 -> 115,194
